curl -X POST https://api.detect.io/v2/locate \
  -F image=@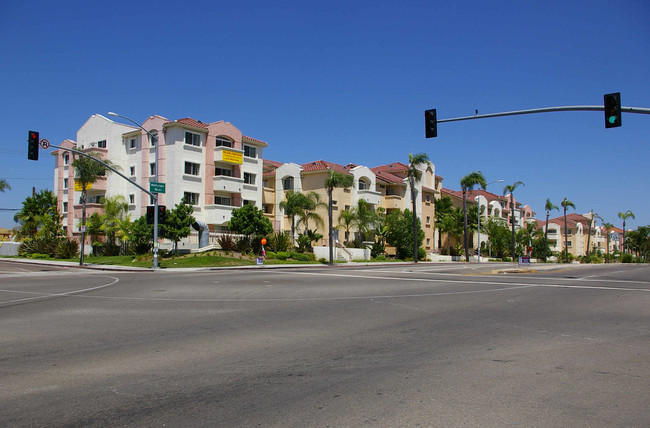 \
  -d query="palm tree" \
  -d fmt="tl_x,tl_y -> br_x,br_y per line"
13,190 -> 60,240
459,172 -> 486,262
0,179 -> 10,192
352,199 -> 376,243
503,181 -> 524,261
407,153 -> 430,263
617,210 -> 635,254
337,209 -> 355,243
560,197 -> 576,263
543,198 -> 559,262
602,222 -> 614,263
325,170 -> 354,265
279,191 -> 304,245
585,211 -> 601,260
296,191 -> 325,234
72,151 -> 118,265
436,213 -> 461,255
101,195 -> 129,252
